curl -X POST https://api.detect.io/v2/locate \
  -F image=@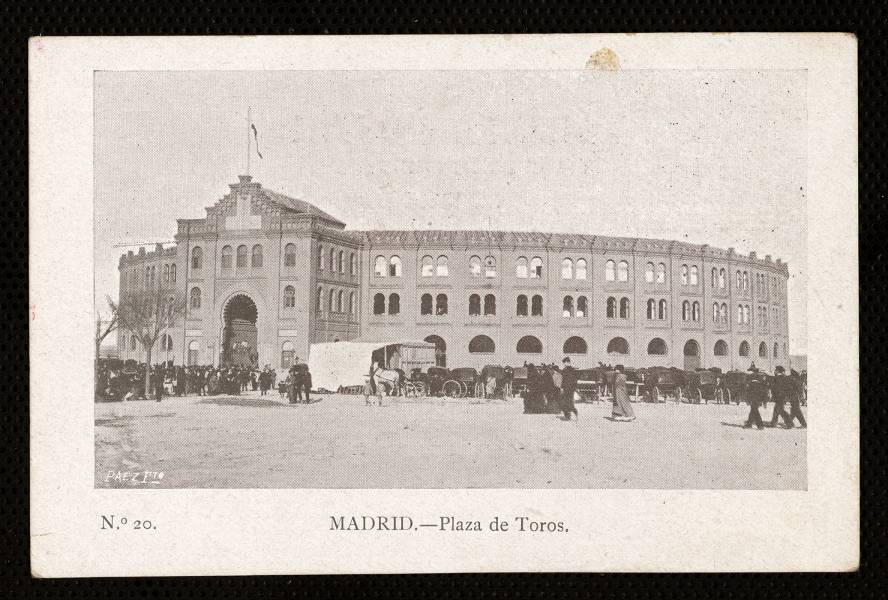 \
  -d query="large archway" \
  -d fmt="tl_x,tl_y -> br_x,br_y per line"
222,294 -> 259,367
424,335 -> 447,367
